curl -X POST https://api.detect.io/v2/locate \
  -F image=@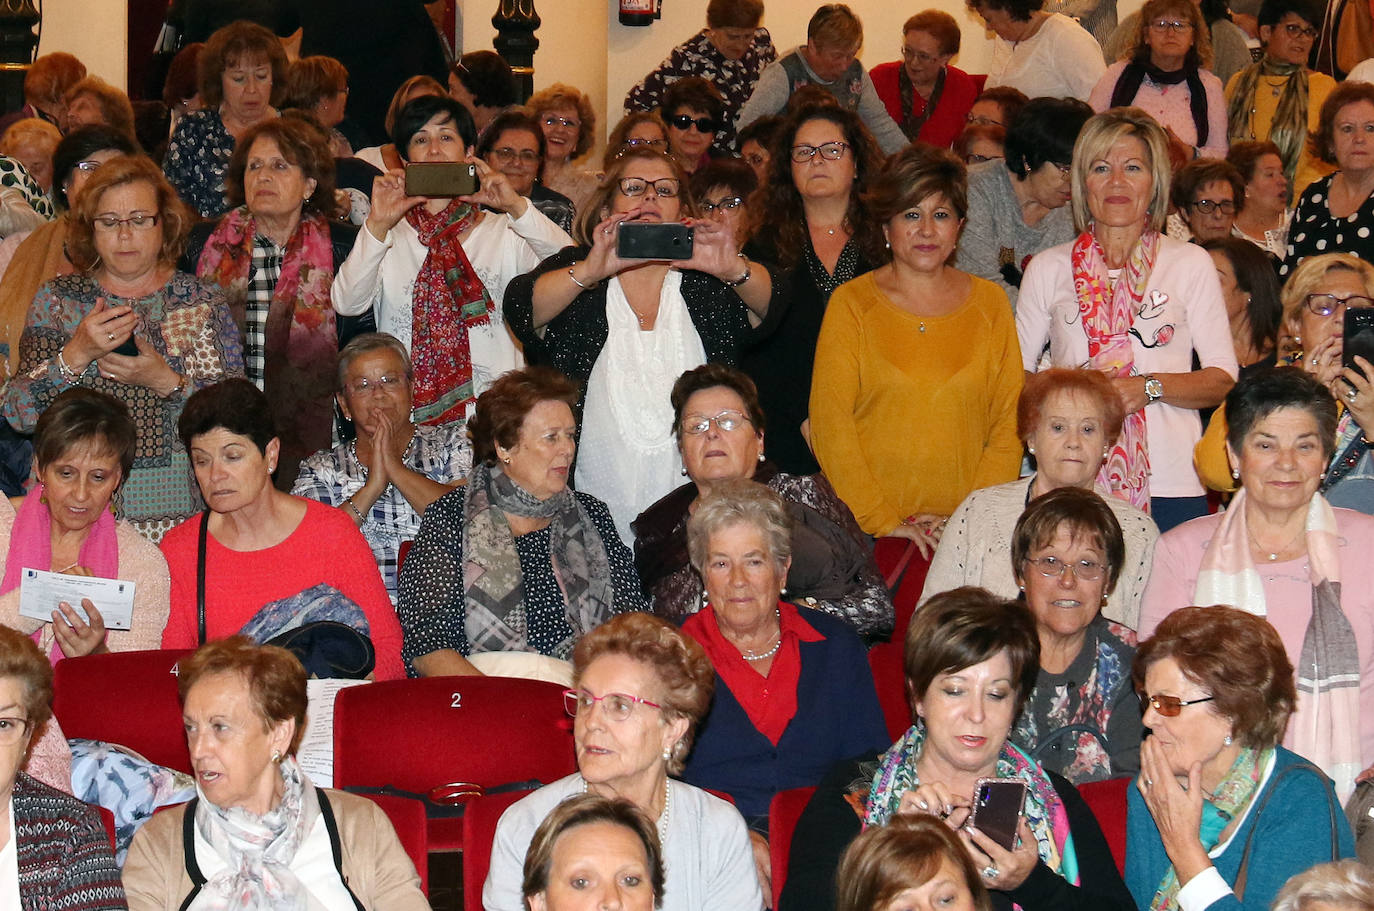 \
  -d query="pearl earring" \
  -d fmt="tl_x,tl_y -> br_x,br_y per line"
1231,468 -> 1240,480
757,452 -> 765,462
662,747 -> 672,762
271,750 -> 282,763
681,467 -> 688,476
1027,445 -> 1035,455
1224,734 -> 1233,747
503,456 -> 511,465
